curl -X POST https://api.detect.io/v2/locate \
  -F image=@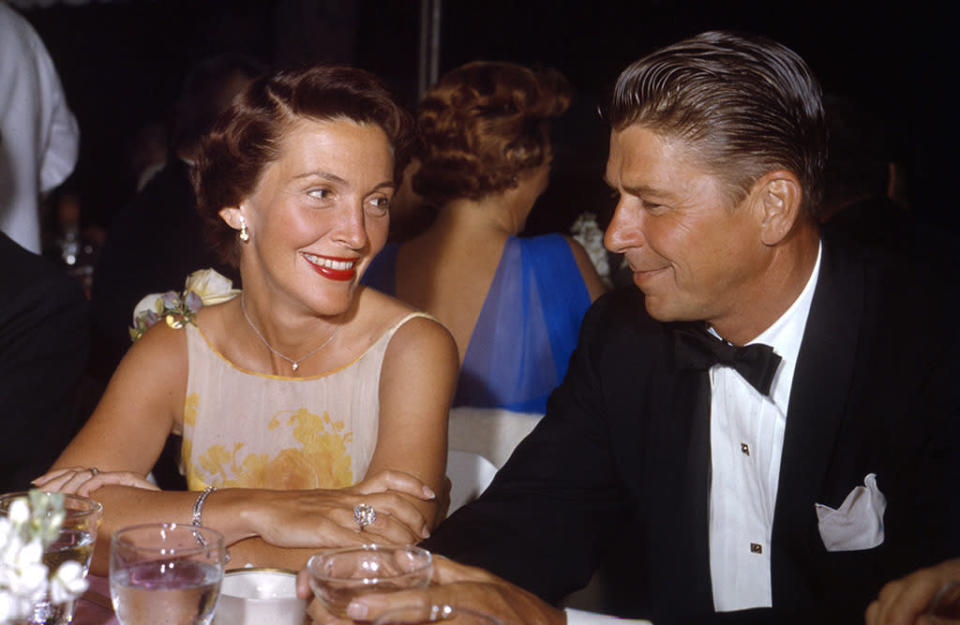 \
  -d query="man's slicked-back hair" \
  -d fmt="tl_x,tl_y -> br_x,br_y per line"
608,31 -> 828,219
